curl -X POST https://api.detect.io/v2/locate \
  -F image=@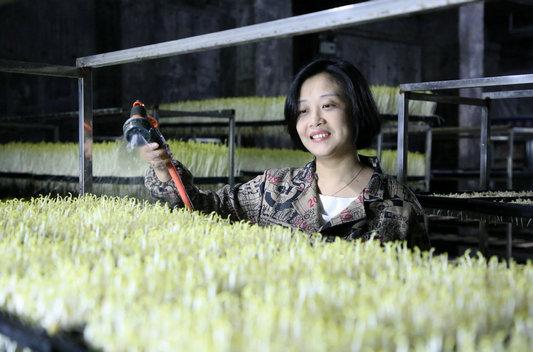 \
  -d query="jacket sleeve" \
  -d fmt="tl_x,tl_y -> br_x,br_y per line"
372,177 -> 431,250
392,180 -> 431,251
405,190 -> 431,251
144,160 -> 265,223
